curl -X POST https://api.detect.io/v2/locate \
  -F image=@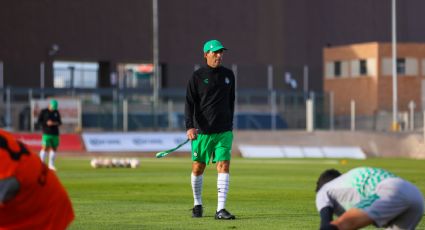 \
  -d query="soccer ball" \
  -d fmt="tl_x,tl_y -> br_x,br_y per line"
111,158 -> 118,167
130,158 -> 140,168
103,158 -> 112,168
90,158 -> 100,168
